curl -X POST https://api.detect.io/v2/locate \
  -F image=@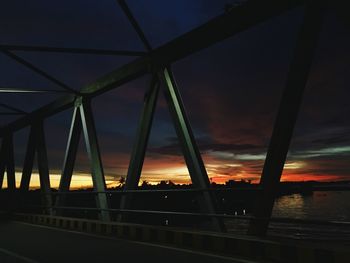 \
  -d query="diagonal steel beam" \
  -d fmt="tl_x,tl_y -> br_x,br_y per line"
55,105 -> 82,215
35,121 -> 53,215
80,97 -> 110,221
19,122 -> 53,214
0,44 -> 146,56
1,94 -> 76,135
247,0 -> 325,236
4,133 -> 16,190
19,125 -> 37,191
159,67 -> 226,232
56,99 -> 111,219
117,0 -> 152,51
1,50 -> 78,94
0,103 -> 27,114
0,134 -> 16,189
119,76 -> 159,218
